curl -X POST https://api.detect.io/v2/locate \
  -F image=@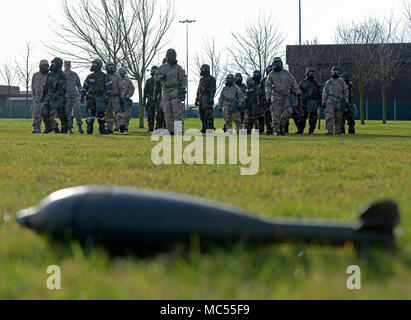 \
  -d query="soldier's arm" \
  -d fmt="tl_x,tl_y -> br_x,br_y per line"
218,89 -> 224,107
40,73 -> 51,101
342,81 -> 349,104
265,75 -> 272,100
322,82 -> 329,105
31,75 -> 36,97
178,66 -> 187,88
143,80 -> 149,103
58,74 -> 67,96
210,77 -> 217,99
104,75 -> 113,98
237,86 -> 245,105
290,73 -> 301,95
76,73 -> 82,93
154,67 -> 165,82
